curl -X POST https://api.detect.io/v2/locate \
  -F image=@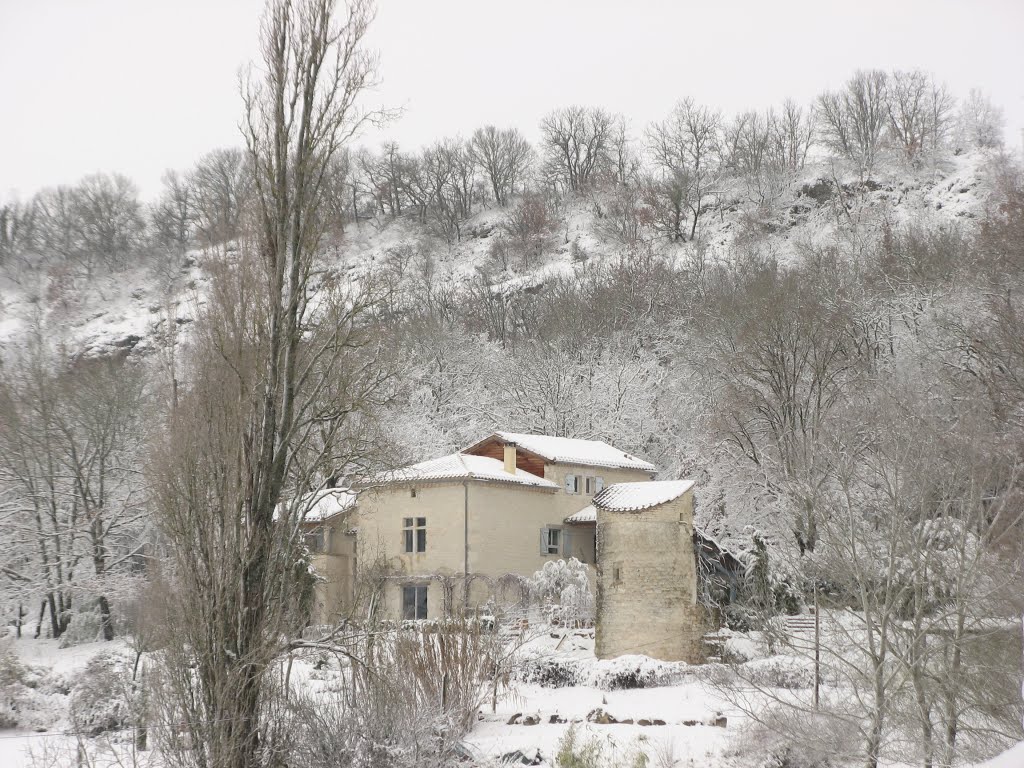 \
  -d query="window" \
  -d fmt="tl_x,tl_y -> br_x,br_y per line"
584,476 -> 605,494
304,527 -> 325,554
403,517 -> 426,553
612,562 -> 623,585
564,474 -> 580,494
540,526 -> 562,555
410,487 -> 417,498
402,584 -> 428,620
